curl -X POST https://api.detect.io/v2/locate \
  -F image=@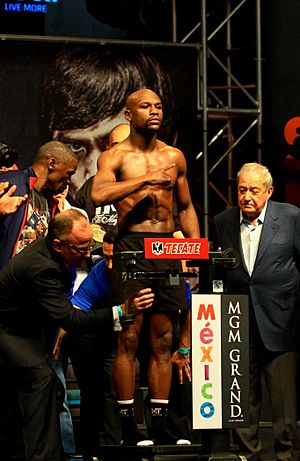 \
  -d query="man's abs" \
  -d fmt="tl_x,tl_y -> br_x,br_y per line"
117,191 -> 174,232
